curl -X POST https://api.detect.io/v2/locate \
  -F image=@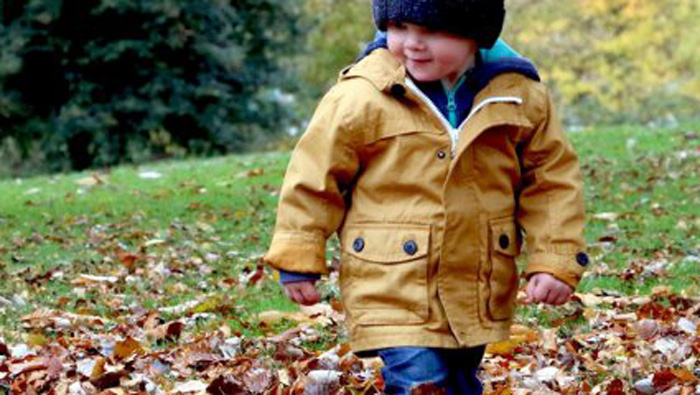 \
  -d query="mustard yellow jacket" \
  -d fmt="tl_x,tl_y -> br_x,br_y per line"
265,49 -> 587,353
